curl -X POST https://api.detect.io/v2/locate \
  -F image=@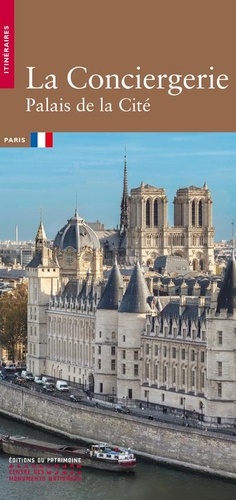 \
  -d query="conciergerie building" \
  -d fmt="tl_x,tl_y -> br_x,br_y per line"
26,159 -> 235,428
